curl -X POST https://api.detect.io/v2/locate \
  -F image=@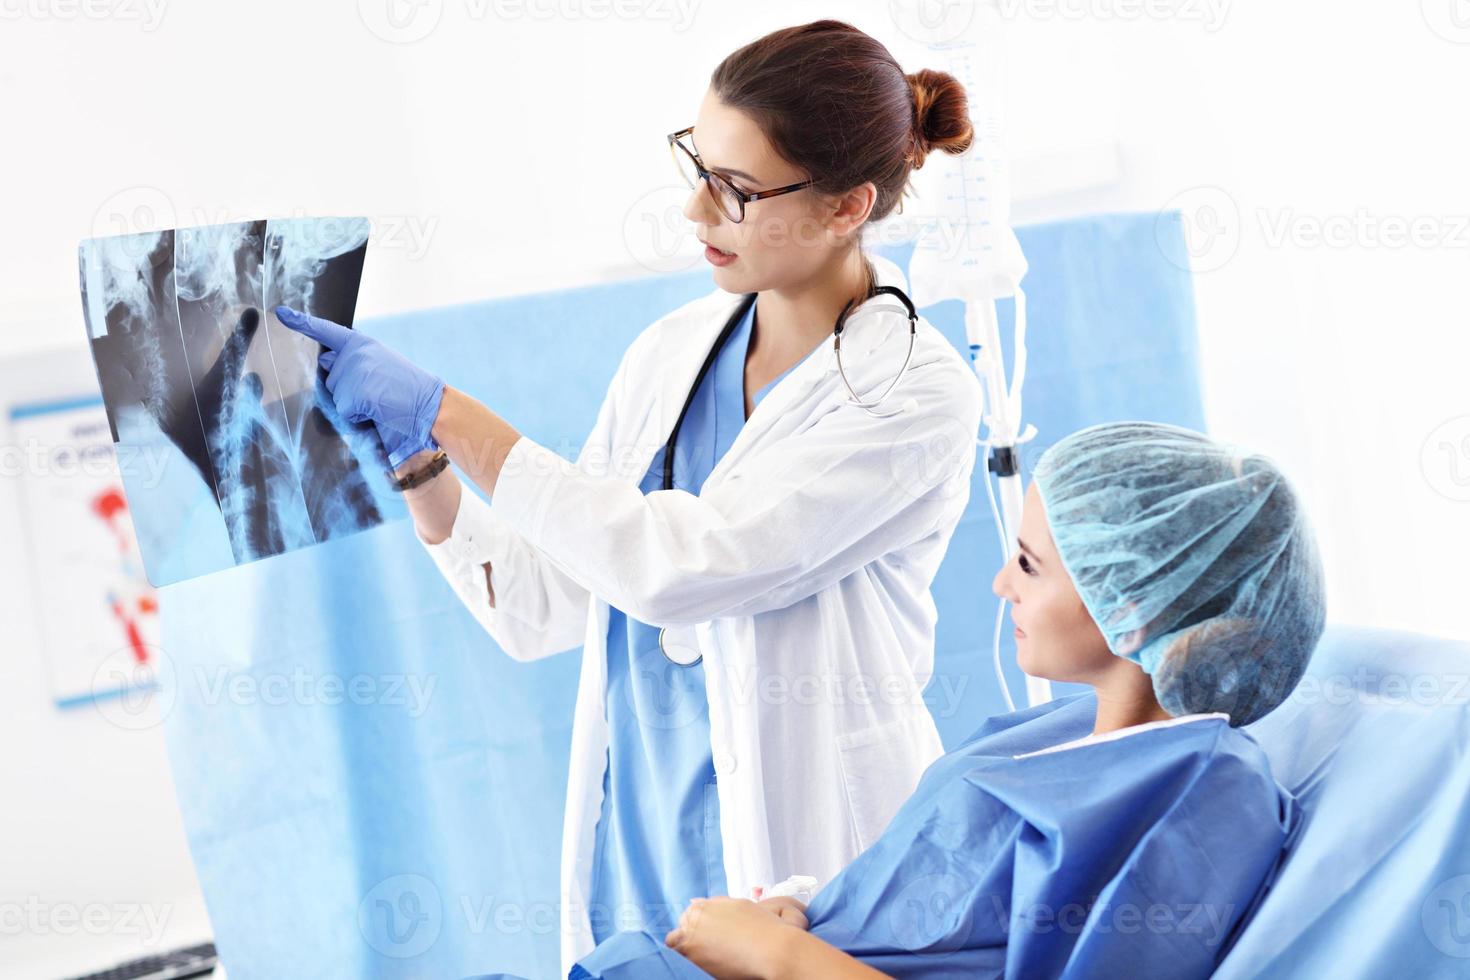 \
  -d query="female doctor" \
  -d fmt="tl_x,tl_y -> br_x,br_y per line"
276,20 -> 983,977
